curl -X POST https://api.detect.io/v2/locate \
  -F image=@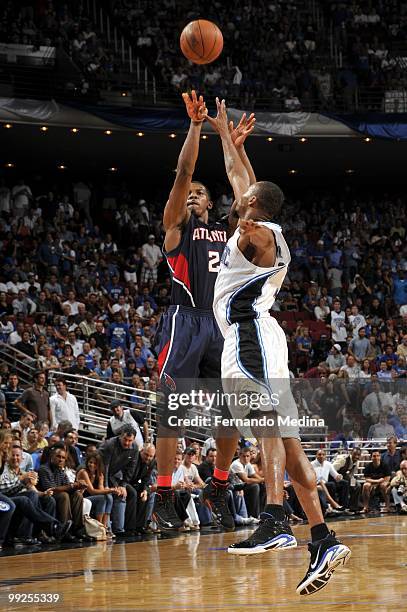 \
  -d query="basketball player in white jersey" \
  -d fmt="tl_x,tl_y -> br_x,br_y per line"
207,101 -> 351,596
